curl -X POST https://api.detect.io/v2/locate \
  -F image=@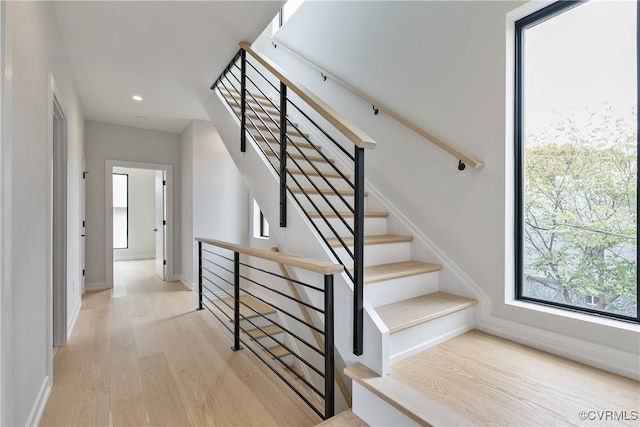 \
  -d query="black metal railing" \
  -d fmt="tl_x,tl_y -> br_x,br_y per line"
196,238 -> 342,420
211,44 -> 374,356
